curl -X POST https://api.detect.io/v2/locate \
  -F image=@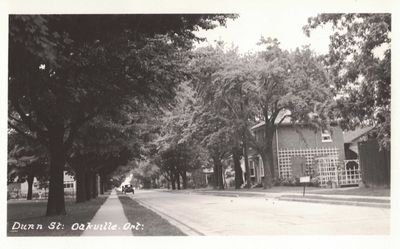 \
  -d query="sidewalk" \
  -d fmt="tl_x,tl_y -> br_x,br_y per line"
82,189 -> 132,236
